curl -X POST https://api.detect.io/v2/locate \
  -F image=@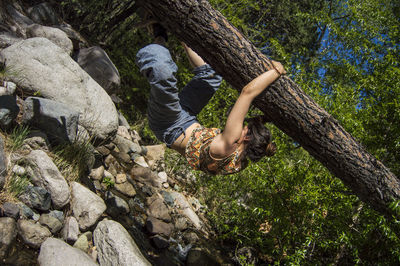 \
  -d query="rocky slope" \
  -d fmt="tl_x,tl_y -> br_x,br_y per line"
0,1 -> 226,265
